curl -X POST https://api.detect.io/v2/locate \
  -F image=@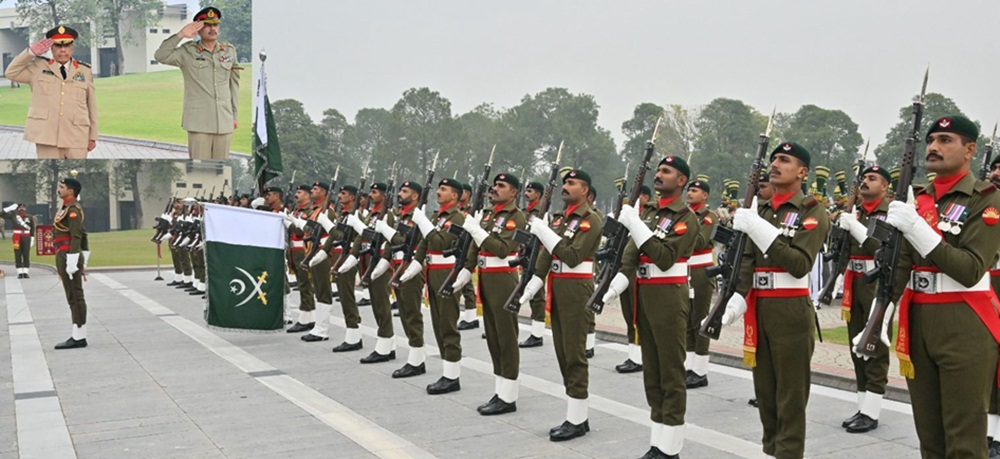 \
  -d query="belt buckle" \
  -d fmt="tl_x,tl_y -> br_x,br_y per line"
851,260 -> 865,272
551,261 -> 562,274
477,257 -> 486,269
638,264 -> 650,279
754,272 -> 775,290
912,271 -> 937,294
